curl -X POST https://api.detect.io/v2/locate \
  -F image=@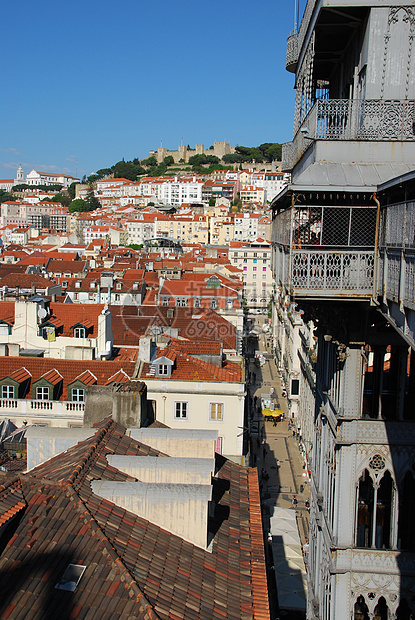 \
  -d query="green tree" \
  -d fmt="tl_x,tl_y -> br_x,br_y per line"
188,154 -> 207,166
141,156 -> 157,167
67,182 -> 78,200
51,193 -> 71,207
0,189 -> 14,204
163,155 -> 174,166
208,197 -> 216,207
68,198 -> 89,212
222,153 -> 244,164
205,155 -> 219,164
96,167 -> 112,178
86,186 -> 101,211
